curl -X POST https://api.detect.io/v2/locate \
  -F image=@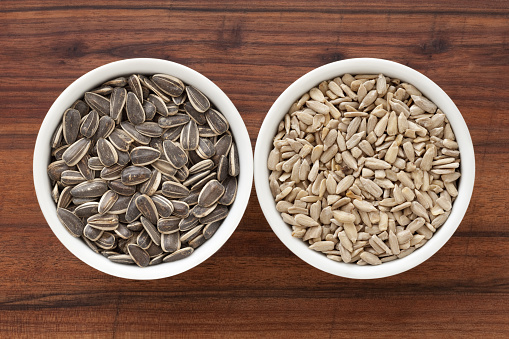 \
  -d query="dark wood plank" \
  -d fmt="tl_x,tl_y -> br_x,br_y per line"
0,0 -> 507,337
